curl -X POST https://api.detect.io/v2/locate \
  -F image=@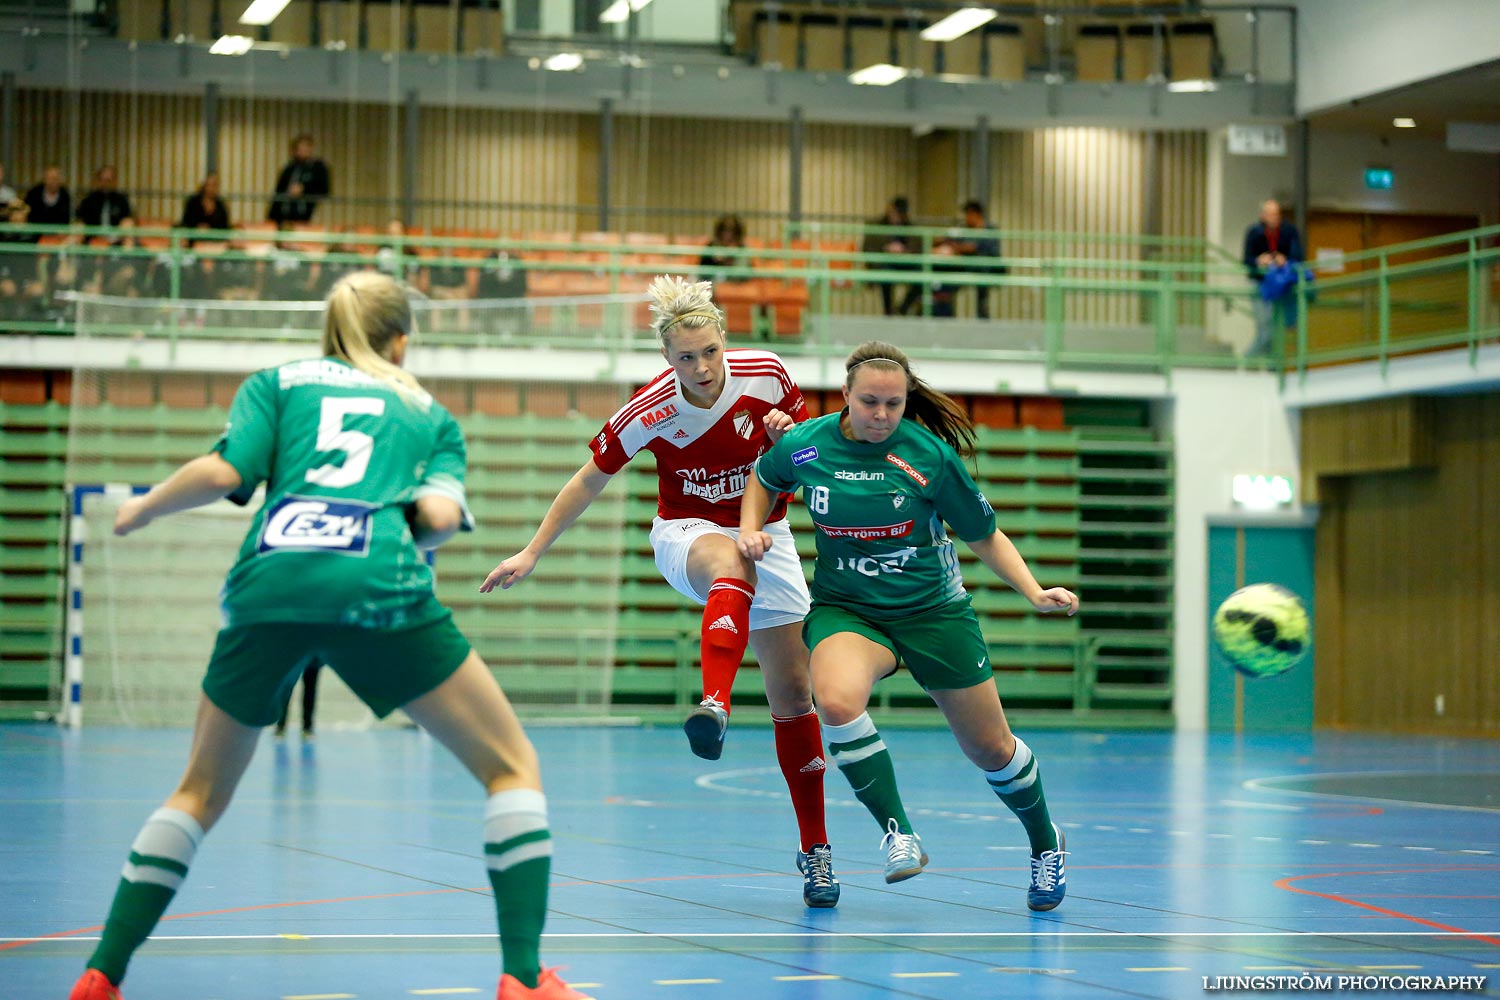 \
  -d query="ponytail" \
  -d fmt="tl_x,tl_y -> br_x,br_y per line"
844,341 -> 975,459
322,271 -> 423,397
